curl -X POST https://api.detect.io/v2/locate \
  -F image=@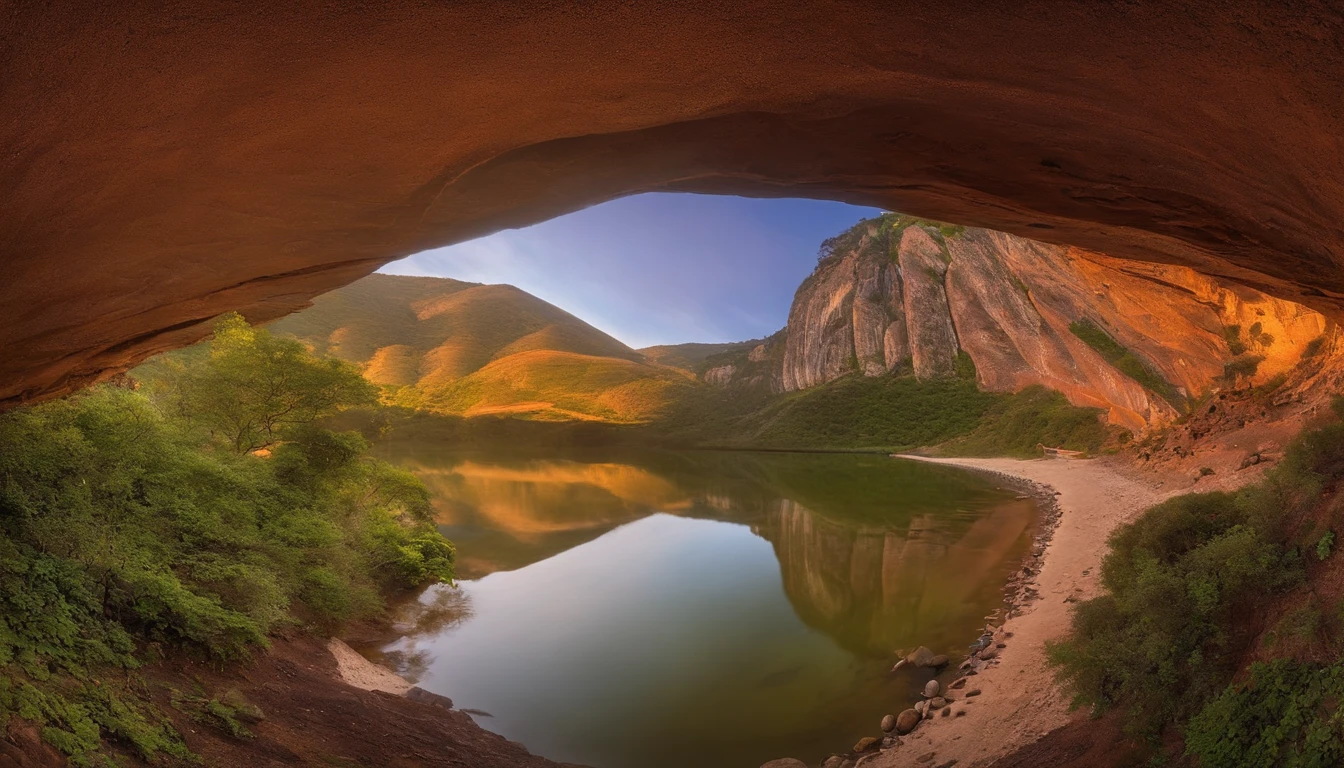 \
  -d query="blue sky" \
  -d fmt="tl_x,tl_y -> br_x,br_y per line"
379,194 -> 881,348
